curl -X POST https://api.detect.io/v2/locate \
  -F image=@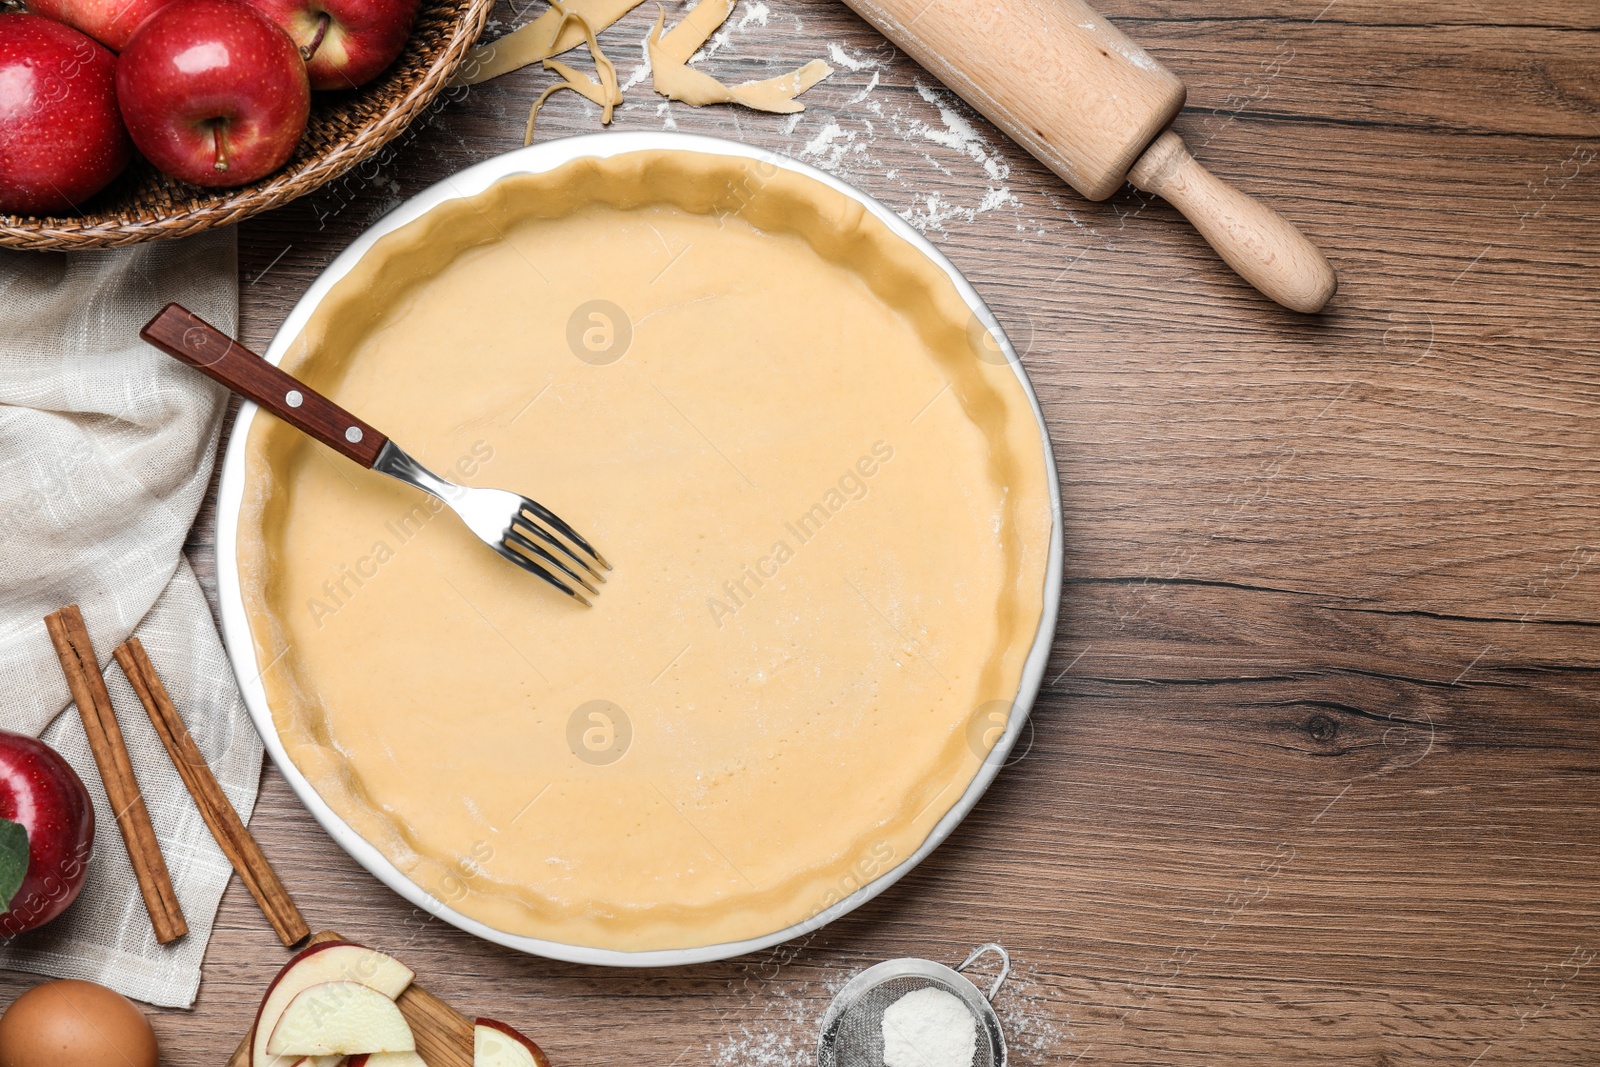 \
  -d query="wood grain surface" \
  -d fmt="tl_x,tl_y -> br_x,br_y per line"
5,1 -> 1596,1064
